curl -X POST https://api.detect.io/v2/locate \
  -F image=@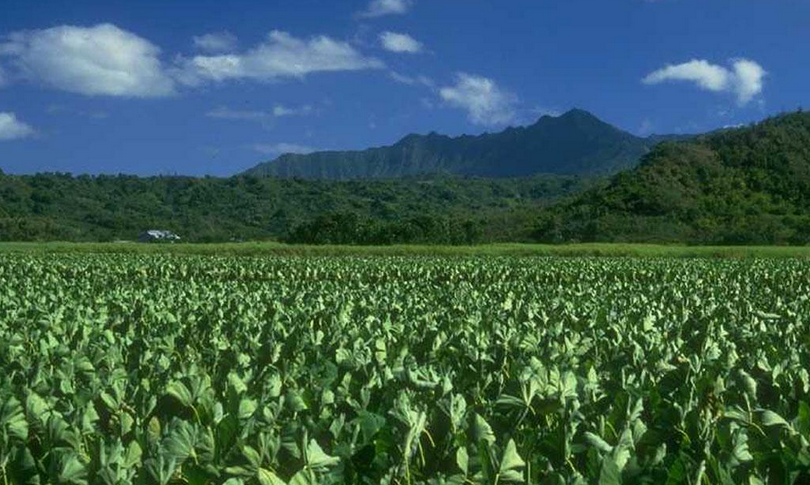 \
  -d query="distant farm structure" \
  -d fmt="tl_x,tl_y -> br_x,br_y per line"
138,230 -> 181,243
